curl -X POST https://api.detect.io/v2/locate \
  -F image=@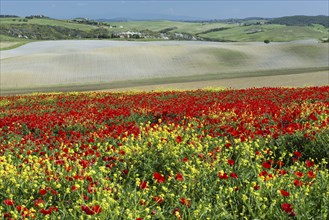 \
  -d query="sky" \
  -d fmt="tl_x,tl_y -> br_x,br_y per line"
1,1 -> 328,20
